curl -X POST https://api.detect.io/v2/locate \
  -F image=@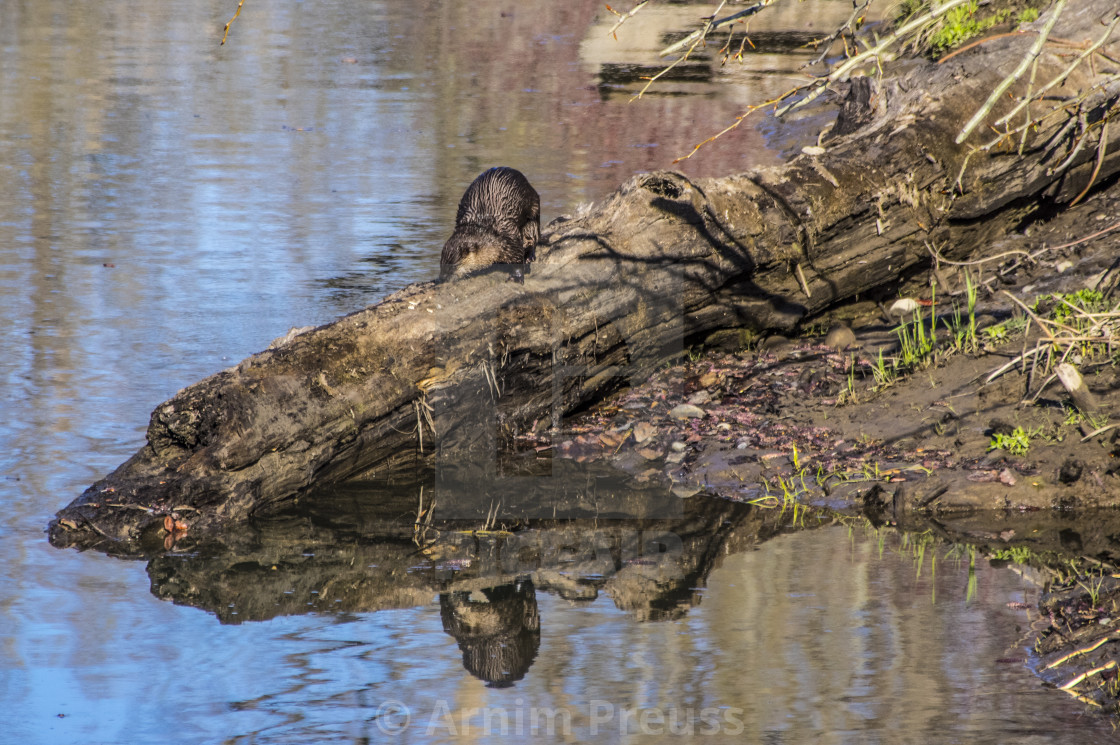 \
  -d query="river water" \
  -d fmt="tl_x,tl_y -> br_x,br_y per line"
1,1 -> 1116,742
